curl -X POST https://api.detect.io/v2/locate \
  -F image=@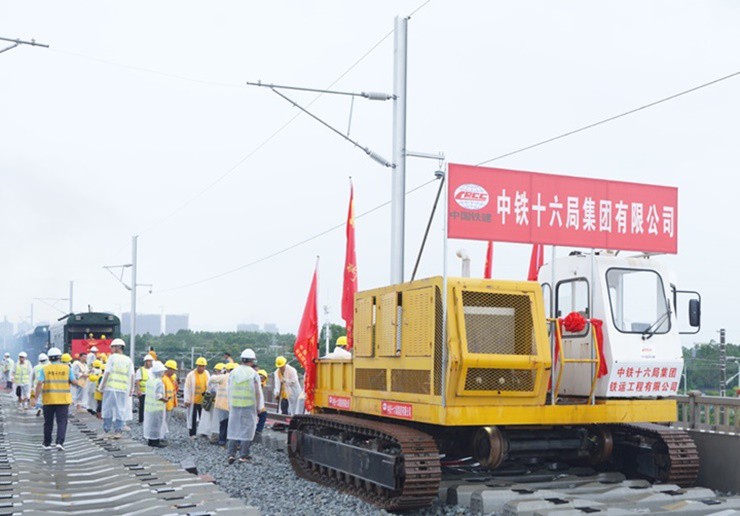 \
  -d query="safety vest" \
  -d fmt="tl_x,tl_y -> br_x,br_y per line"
277,369 -> 288,399
42,364 -> 72,405
144,380 -> 164,413
33,364 -> 44,388
230,370 -> 255,408
163,375 -> 176,411
193,371 -> 207,405
94,375 -> 103,401
138,367 -> 149,391
215,376 -> 229,411
14,362 -> 30,385
106,355 -> 130,392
